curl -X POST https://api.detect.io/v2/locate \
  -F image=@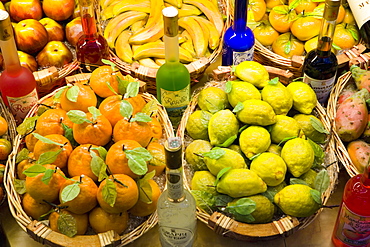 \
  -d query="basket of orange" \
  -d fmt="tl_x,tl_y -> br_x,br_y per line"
176,61 -> 338,241
97,0 -> 230,95
4,63 -> 173,246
